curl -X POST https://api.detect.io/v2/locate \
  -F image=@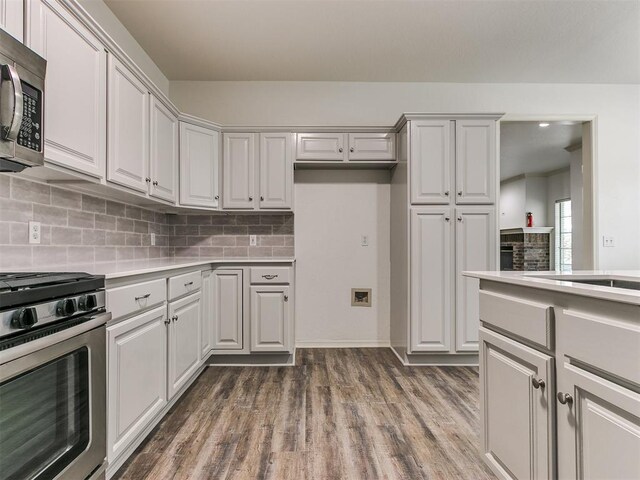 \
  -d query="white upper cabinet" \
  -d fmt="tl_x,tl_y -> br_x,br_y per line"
410,207 -> 452,352
107,55 -> 149,193
410,120 -> 452,204
348,133 -> 395,161
480,327 -> 554,480
223,133 -> 256,209
179,122 -> 219,208
455,119 -> 496,204
1,0 -> 23,41
28,0 -> 106,178
296,133 -> 346,161
149,96 -> 177,202
455,206 -> 495,352
259,133 -> 293,210
250,285 -> 292,353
